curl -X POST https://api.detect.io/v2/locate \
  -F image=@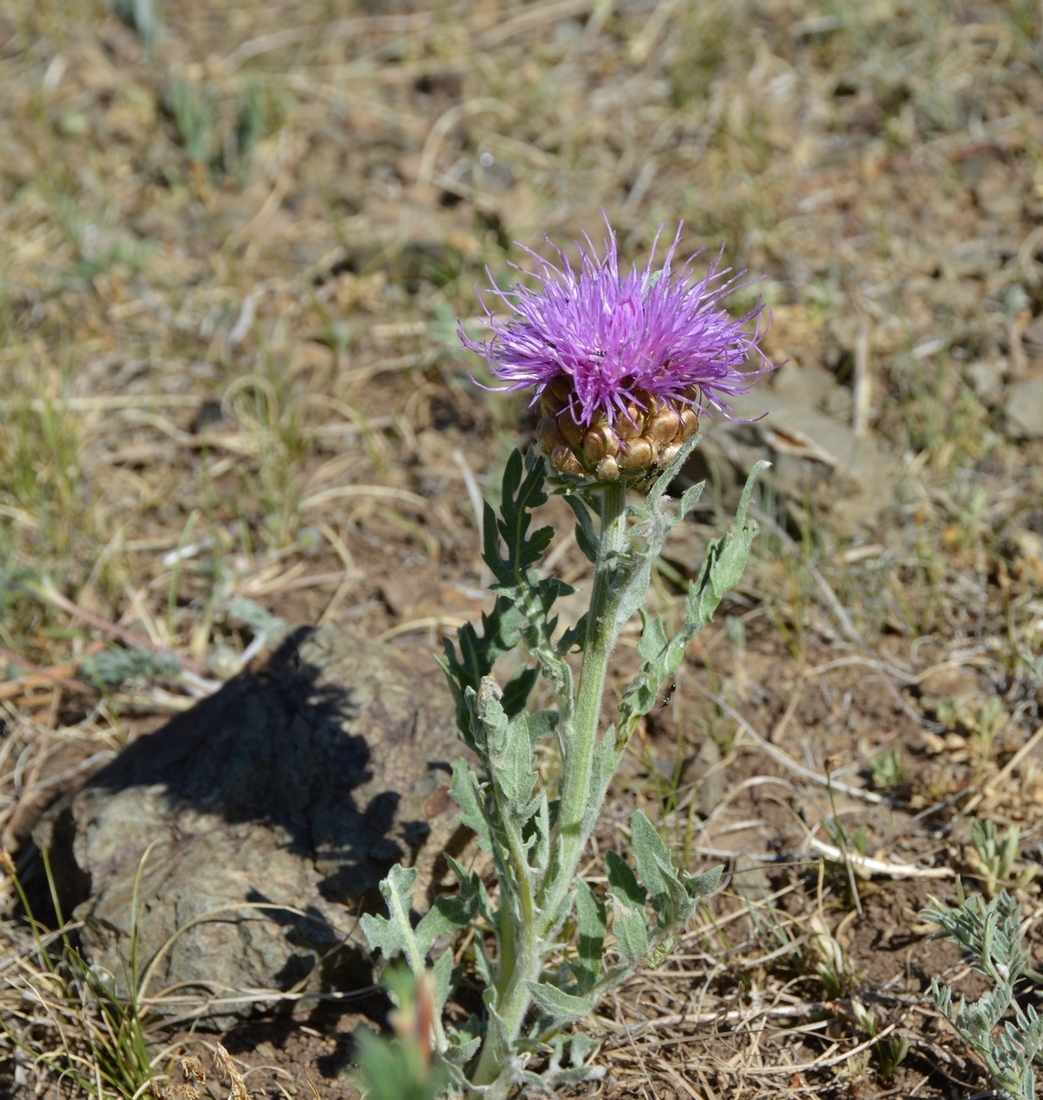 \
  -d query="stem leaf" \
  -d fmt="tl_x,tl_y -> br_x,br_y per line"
573,878 -> 607,990
630,811 -> 674,898
525,981 -> 597,1025
678,477 -> 706,519
606,850 -> 650,964
359,864 -> 420,962
416,892 -> 479,960
431,946 -> 457,1015
606,850 -> 646,909
684,864 -> 723,900
451,760 -> 494,853
563,493 -> 598,563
